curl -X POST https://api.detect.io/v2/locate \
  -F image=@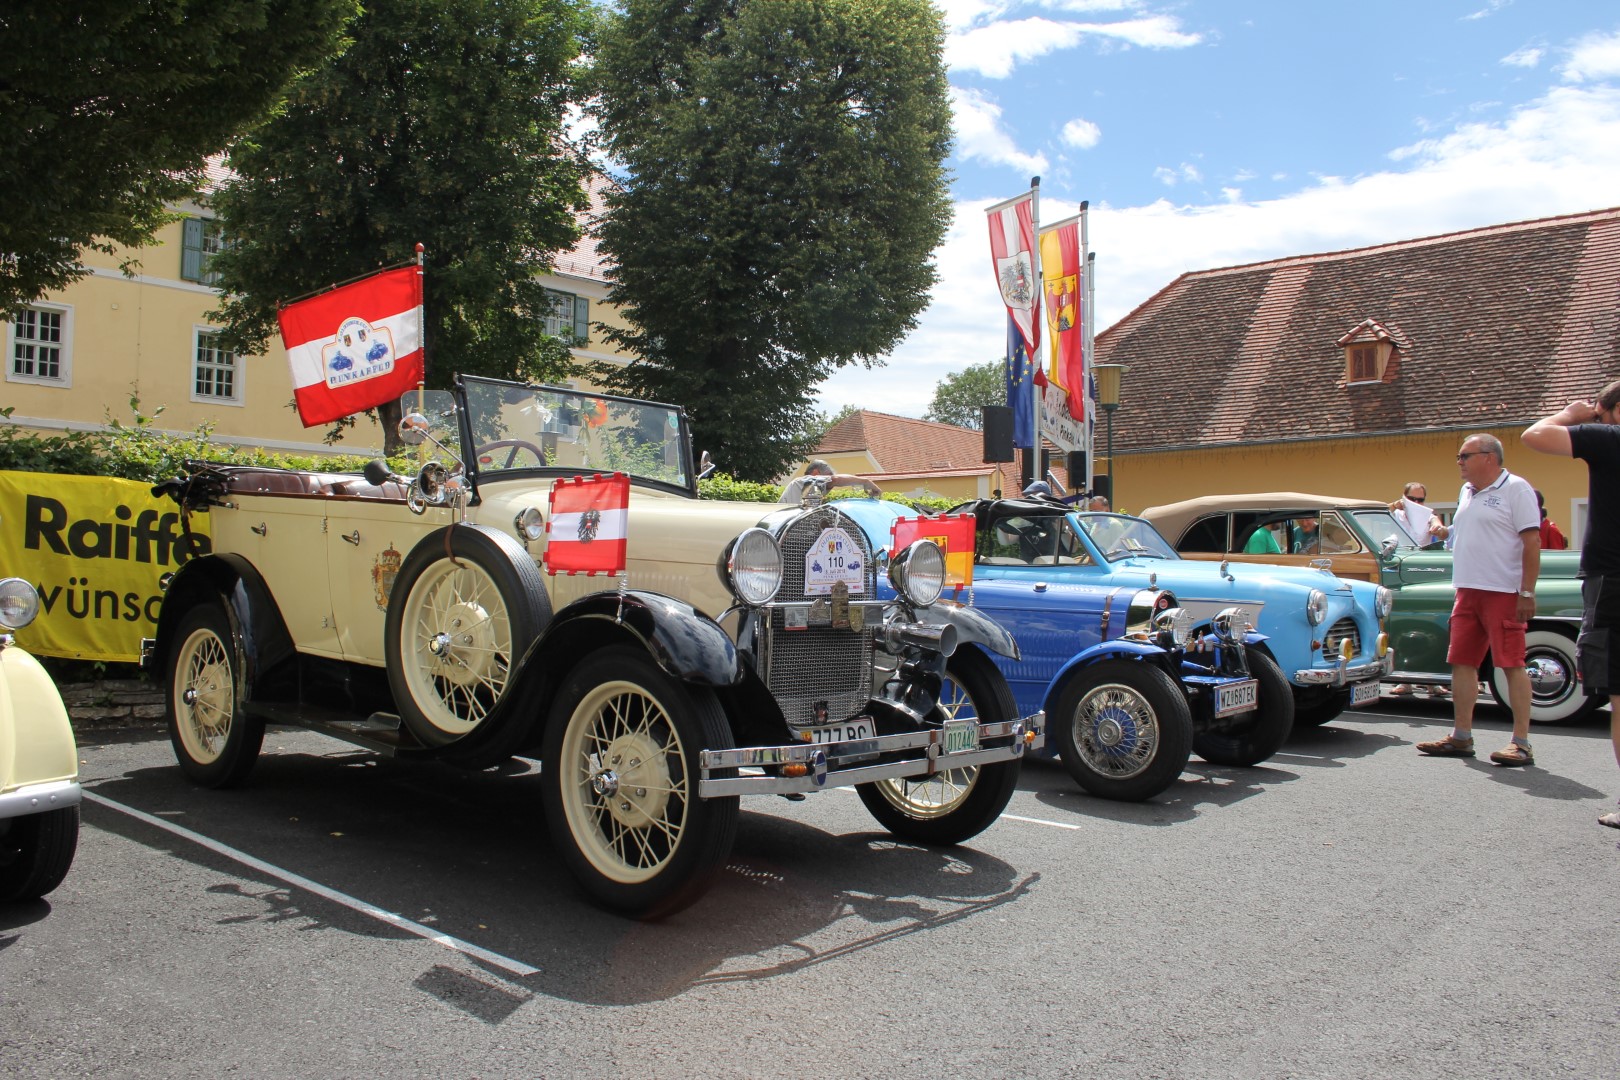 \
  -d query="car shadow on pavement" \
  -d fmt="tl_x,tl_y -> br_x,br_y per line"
78,745 -> 1034,1009
1017,756 -> 1302,826
1271,721 -> 1407,768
